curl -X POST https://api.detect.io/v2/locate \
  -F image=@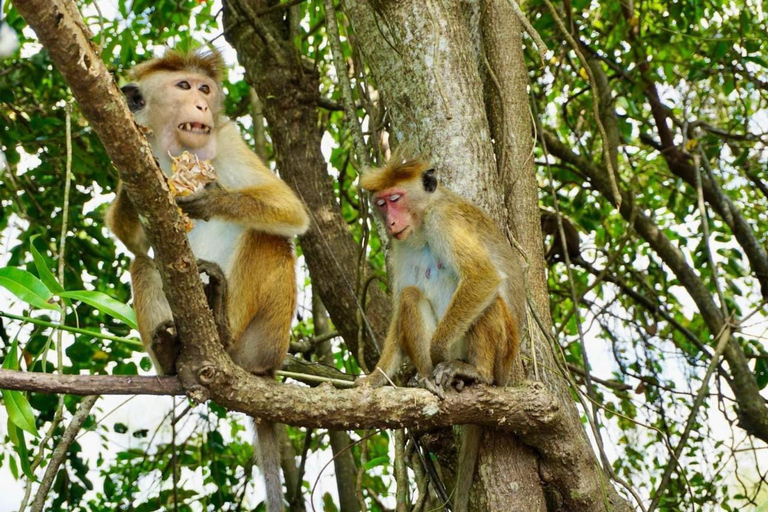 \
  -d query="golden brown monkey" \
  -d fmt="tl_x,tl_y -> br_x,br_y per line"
106,48 -> 308,512
356,157 -> 524,512
540,210 -> 581,265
